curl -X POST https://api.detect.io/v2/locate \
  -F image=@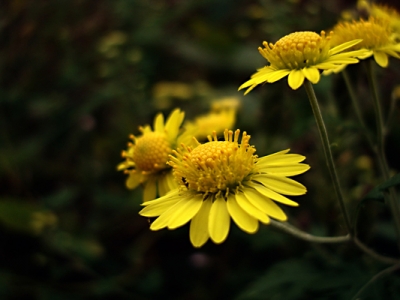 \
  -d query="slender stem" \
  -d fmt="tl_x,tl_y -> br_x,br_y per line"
351,263 -> 400,300
353,237 -> 400,264
303,80 -> 353,234
365,60 -> 400,249
270,220 -> 350,243
341,69 -> 375,149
